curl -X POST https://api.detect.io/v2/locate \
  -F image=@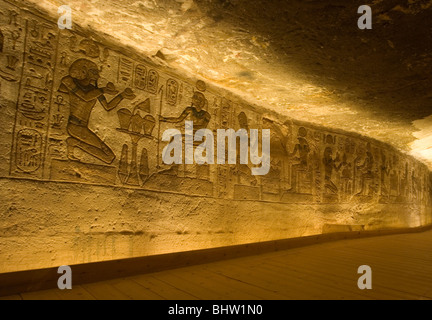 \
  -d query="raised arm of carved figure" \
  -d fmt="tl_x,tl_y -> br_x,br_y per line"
59,76 -> 104,102
160,107 -> 192,123
98,87 -> 136,111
